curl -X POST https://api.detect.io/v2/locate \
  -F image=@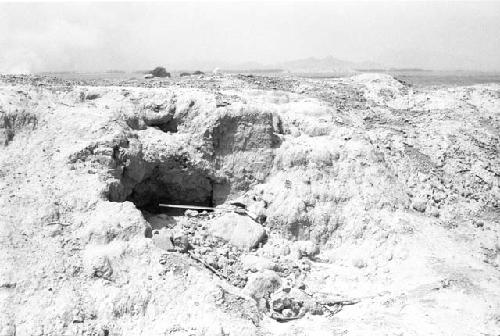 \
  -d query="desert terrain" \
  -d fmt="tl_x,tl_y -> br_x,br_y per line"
0,72 -> 499,336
